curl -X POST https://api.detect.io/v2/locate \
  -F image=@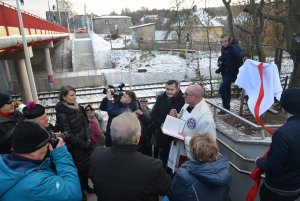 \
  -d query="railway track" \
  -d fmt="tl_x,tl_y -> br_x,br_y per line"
13,80 -> 222,109
41,80 -> 225,124
12,74 -> 289,124
14,81 -> 201,124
